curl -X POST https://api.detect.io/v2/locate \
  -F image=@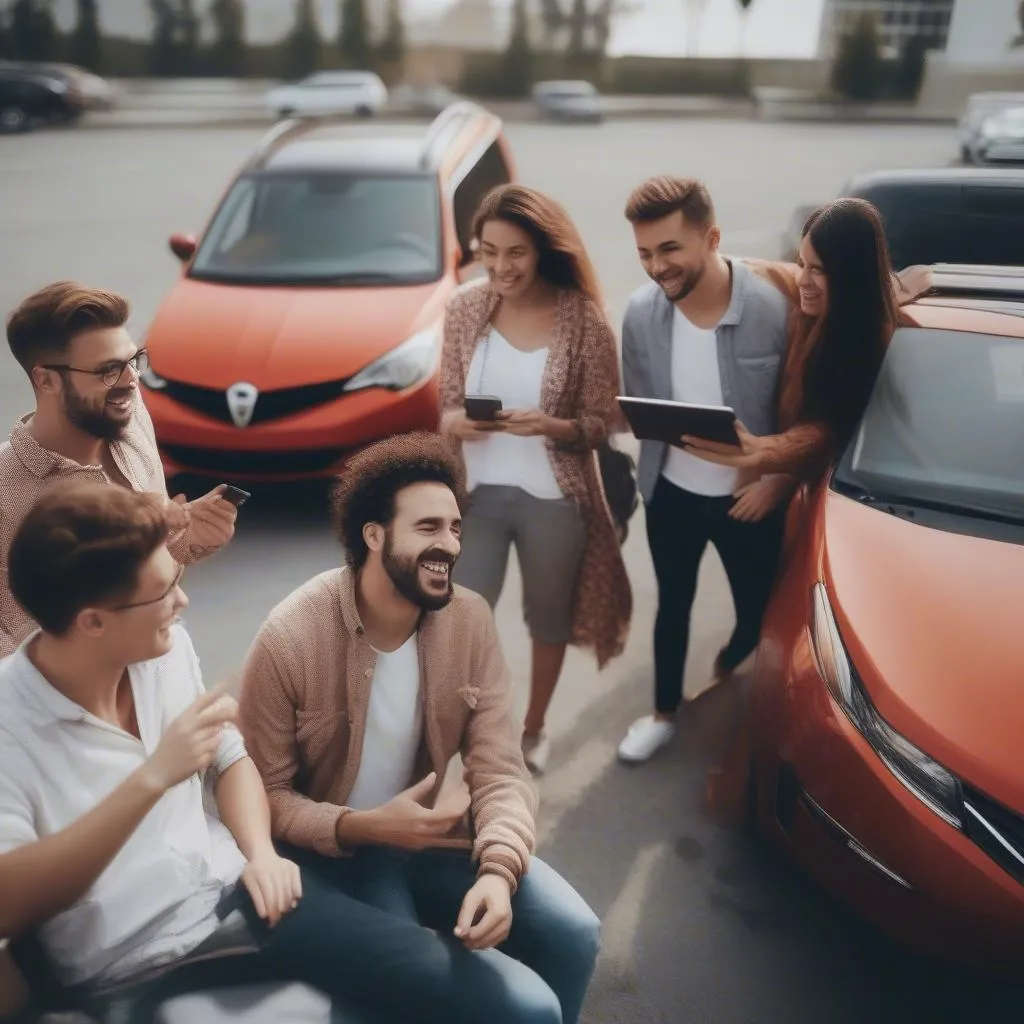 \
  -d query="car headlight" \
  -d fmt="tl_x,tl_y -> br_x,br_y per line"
810,582 -> 963,829
343,328 -> 439,394
139,364 -> 168,391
